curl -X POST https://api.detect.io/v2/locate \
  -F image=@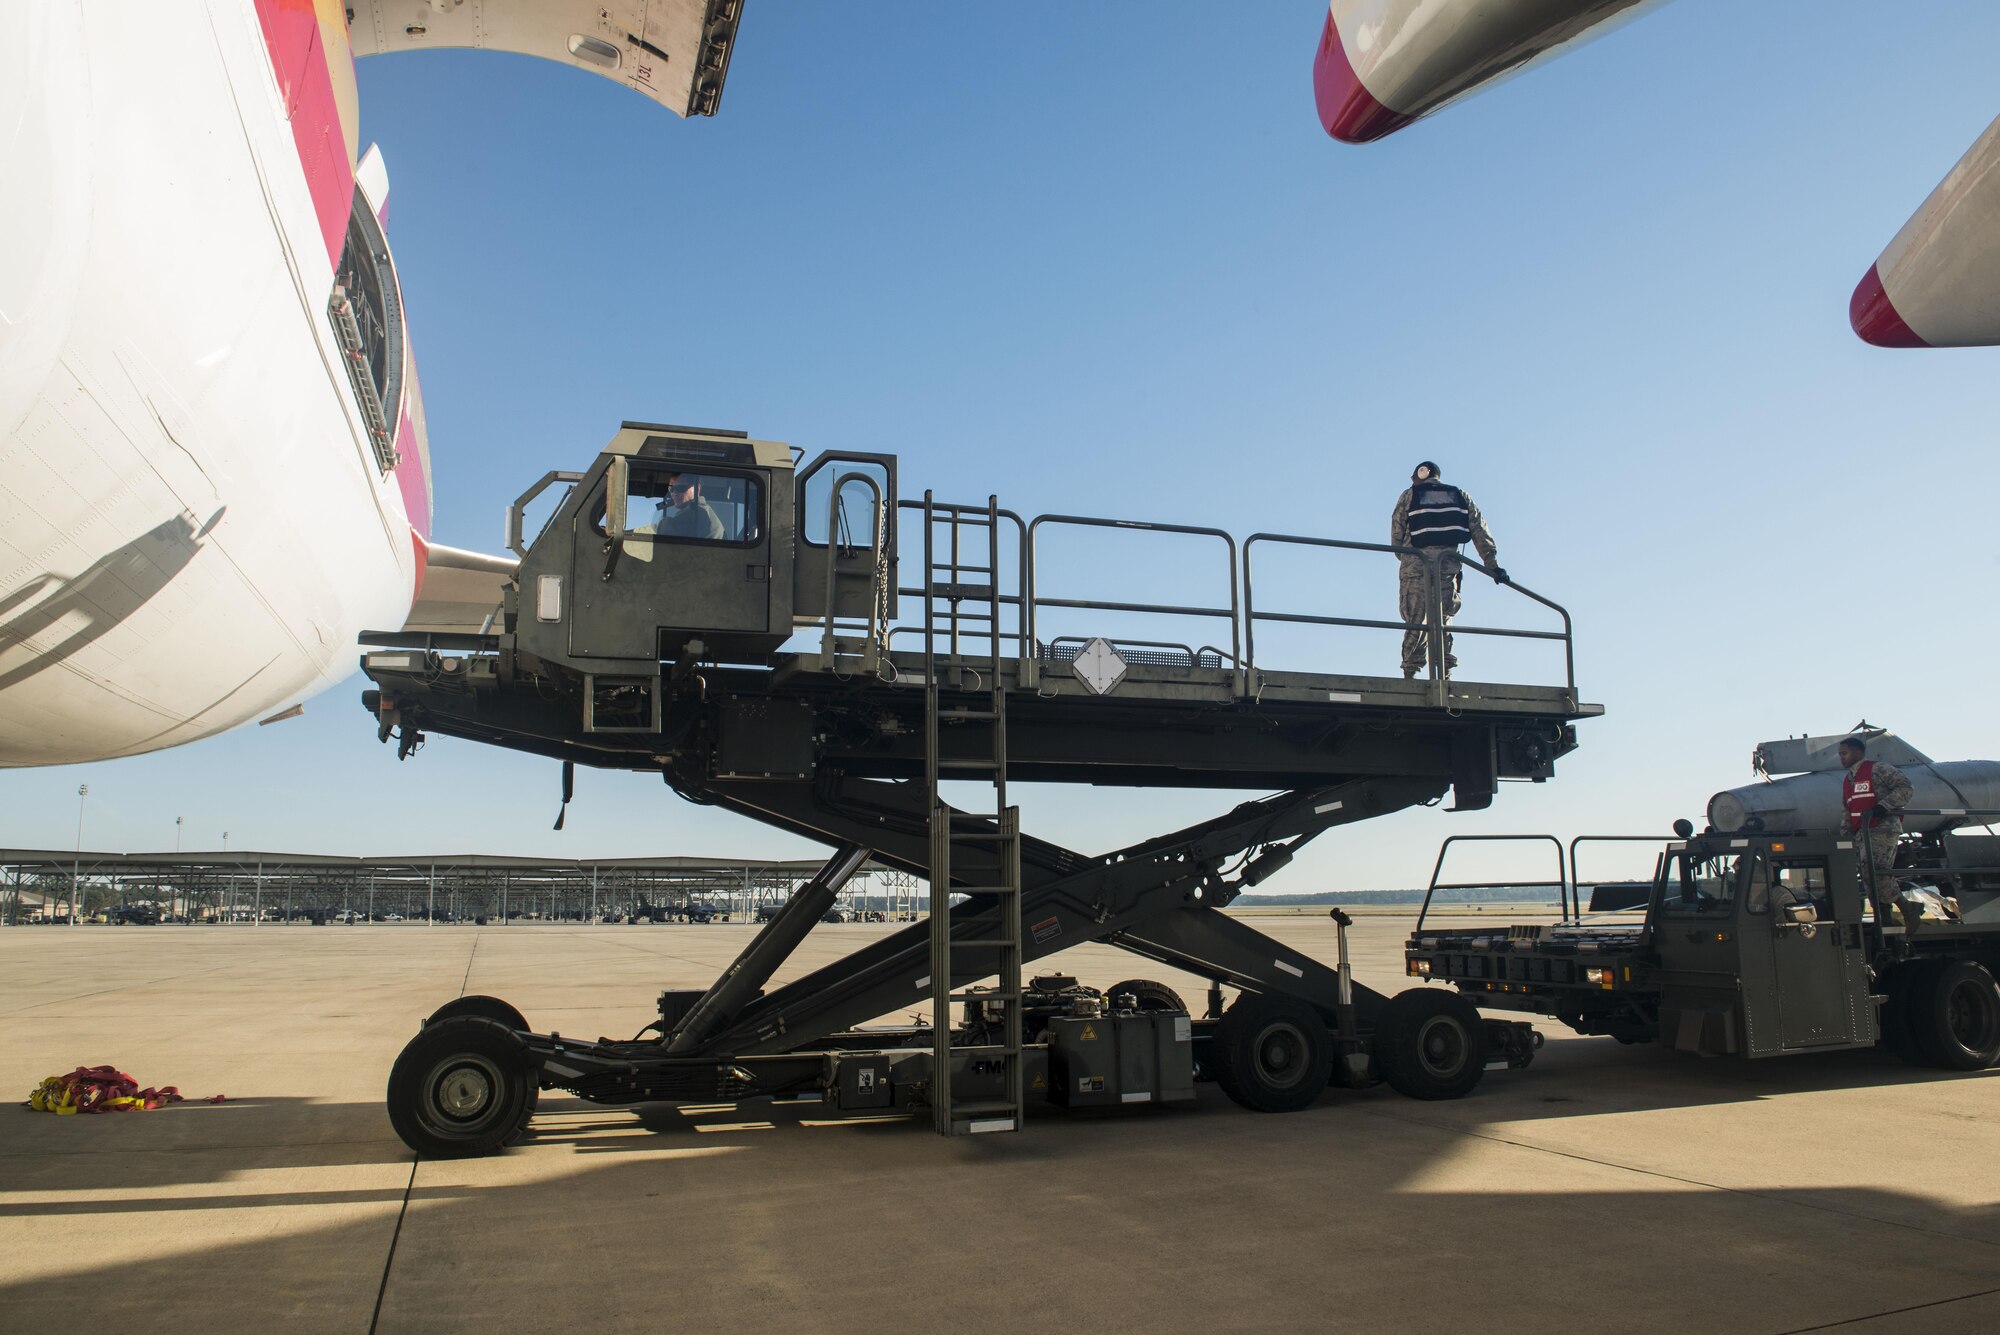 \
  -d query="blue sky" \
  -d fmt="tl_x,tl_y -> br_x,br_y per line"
6,1 -> 1999,892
